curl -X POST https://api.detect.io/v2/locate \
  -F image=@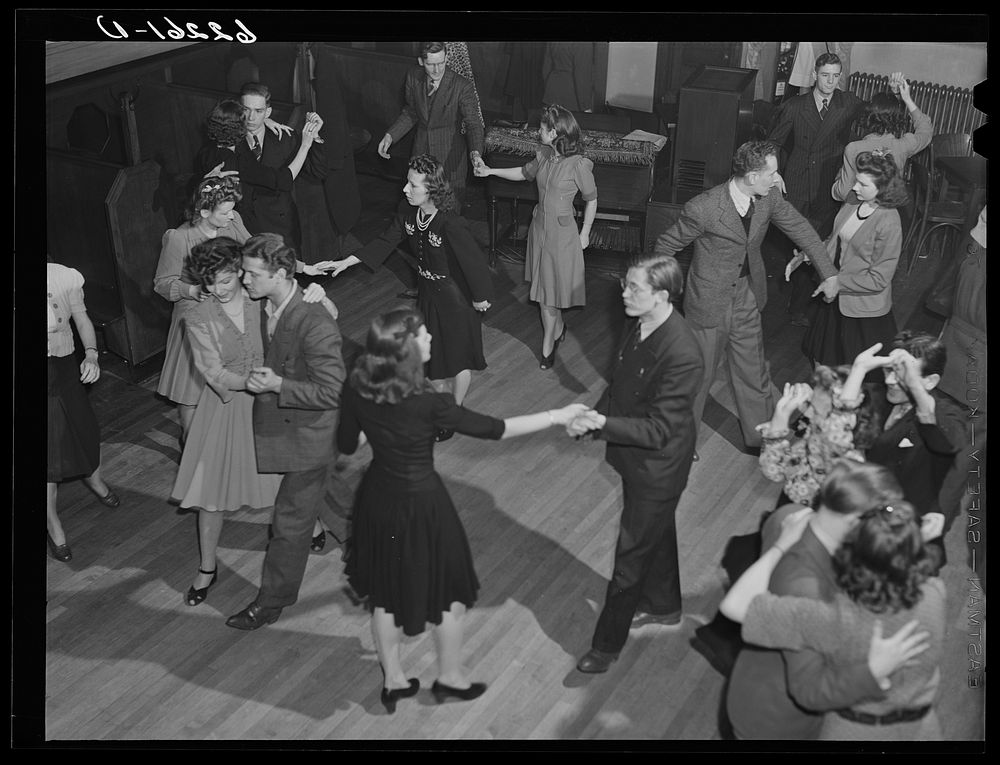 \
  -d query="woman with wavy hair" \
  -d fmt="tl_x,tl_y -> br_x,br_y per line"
475,104 -> 598,369
722,460 -> 945,740
337,308 -> 587,713
155,176 -> 251,439
327,154 -> 494,441
796,149 -> 909,373
831,73 -> 933,202
195,98 -> 322,209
